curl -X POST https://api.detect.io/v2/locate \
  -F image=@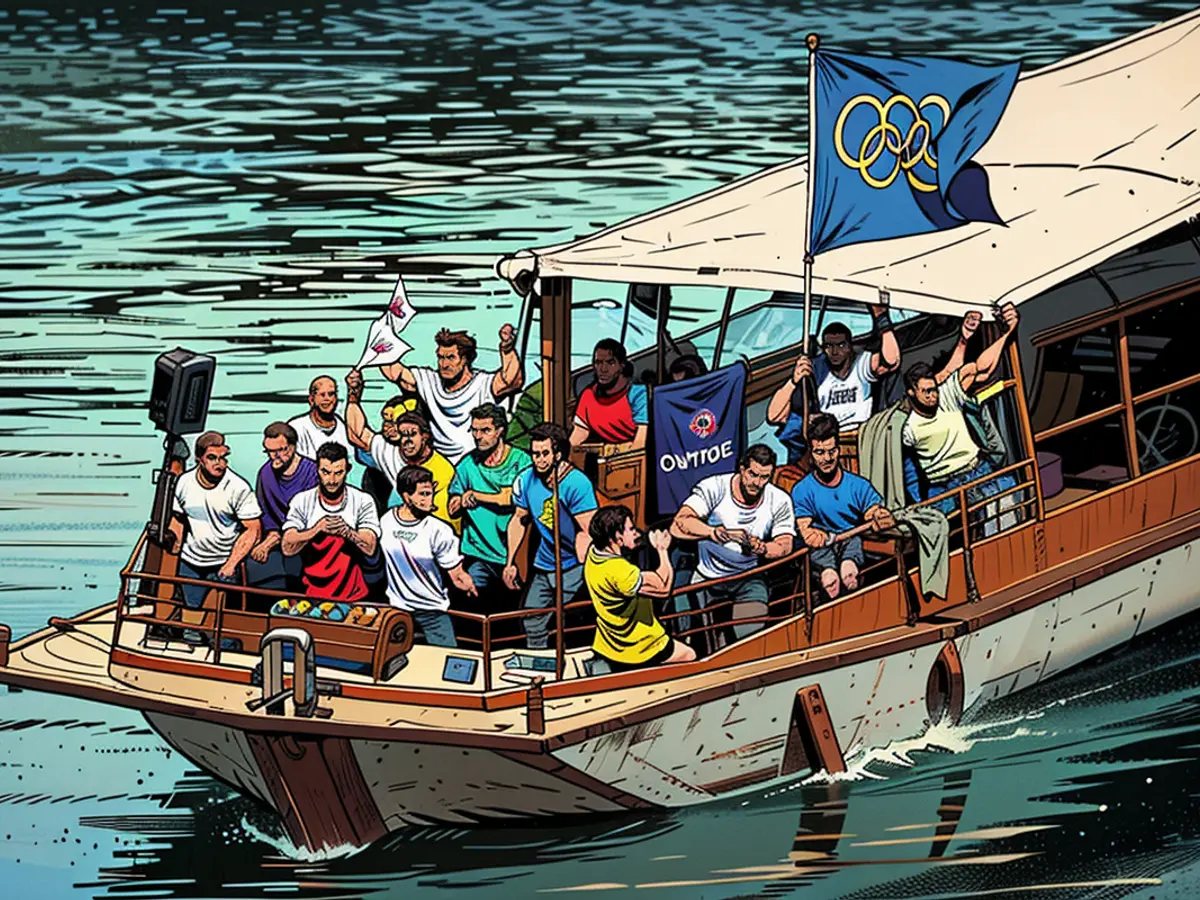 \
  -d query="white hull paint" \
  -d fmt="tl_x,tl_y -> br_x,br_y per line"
146,539 -> 1199,830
